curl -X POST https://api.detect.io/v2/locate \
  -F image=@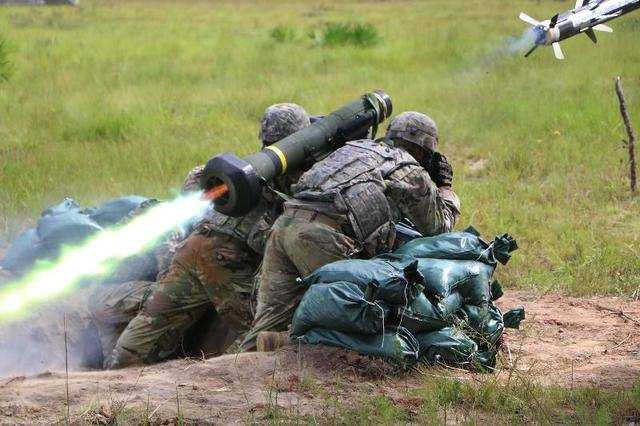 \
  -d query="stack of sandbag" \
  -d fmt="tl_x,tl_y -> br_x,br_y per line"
291,226 -> 524,371
0,196 -> 152,279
